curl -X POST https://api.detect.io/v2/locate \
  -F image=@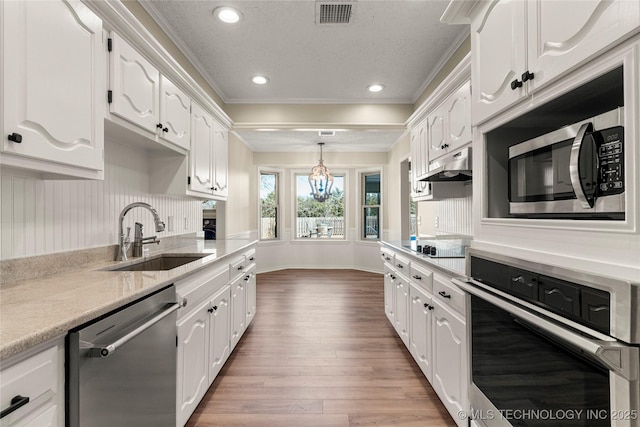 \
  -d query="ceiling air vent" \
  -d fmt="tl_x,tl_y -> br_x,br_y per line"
317,3 -> 353,24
